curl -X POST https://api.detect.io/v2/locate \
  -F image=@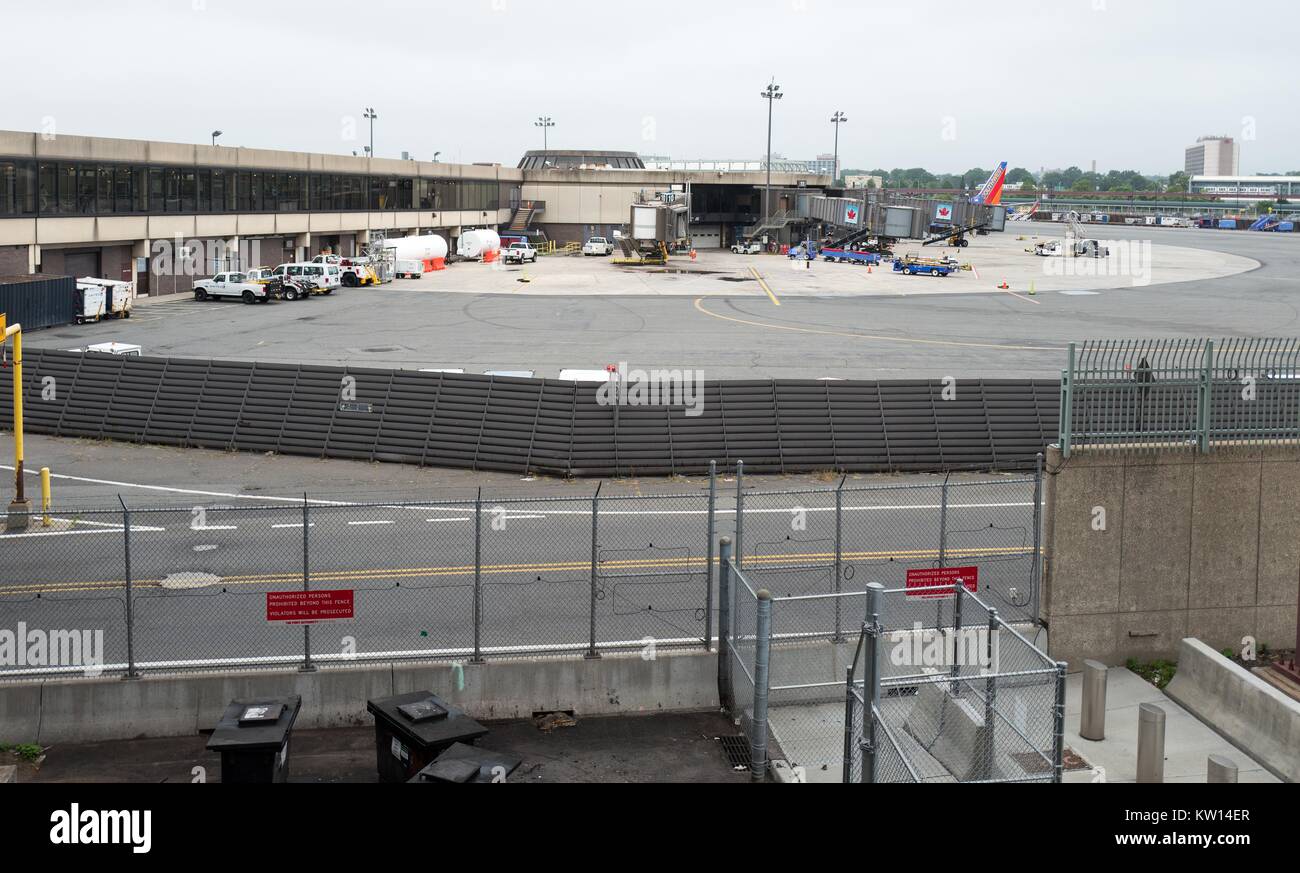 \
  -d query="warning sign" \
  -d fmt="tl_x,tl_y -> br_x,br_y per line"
905,566 -> 977,599
266,590 -> 355,623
